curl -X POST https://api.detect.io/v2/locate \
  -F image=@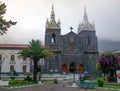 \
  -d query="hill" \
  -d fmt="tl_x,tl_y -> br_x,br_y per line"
98,40 -> 120,53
